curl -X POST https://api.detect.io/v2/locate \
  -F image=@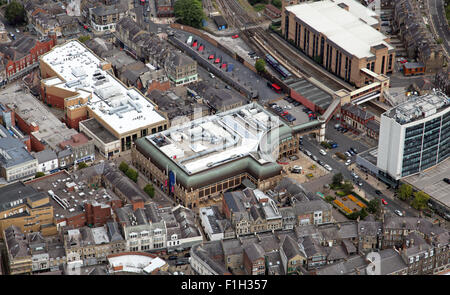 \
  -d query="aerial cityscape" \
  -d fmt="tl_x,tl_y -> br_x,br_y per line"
0,0 -> 448,277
